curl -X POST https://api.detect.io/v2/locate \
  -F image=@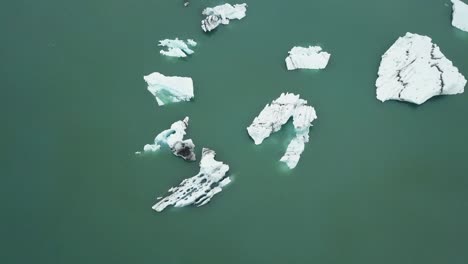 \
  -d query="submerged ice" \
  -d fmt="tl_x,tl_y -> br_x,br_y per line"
376,32 -> 466,105
158,38 -> 197,58
247,93 -> 317,169
136,117 -> 196,161
152,148 -> 231,212
144,72 -> 194,106
285,46 -> 331,70
451,0 -> 468,32
201,3 -> 247,32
